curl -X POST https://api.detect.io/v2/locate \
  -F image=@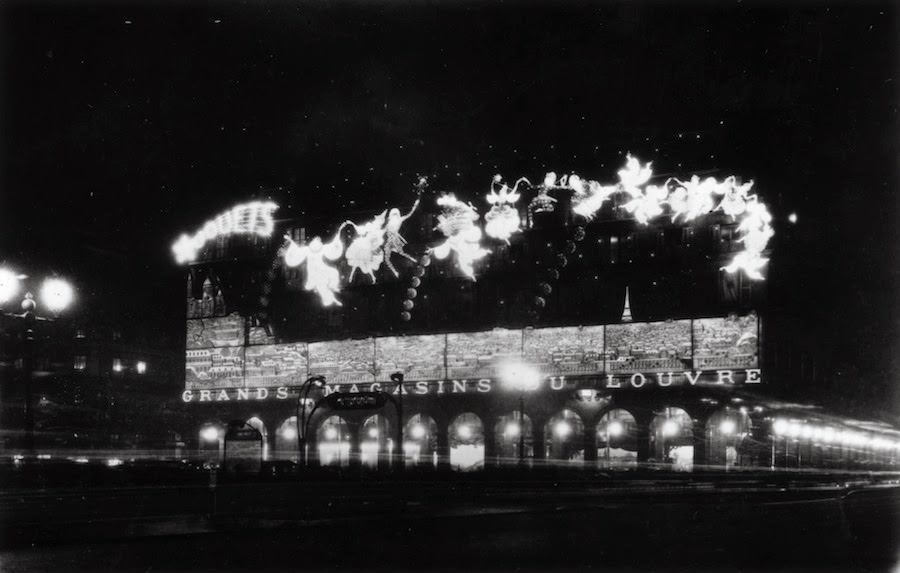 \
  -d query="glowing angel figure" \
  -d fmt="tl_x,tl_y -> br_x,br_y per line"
344,210 -> 387,283
670,175 -> 718,222
623,183 -> 669,225
572,179 -> 619,219
617,154 -> 653,195
717,177 -> 756,220
382,199 -> 420,277
283,225 -> 348,306
722,251 -> 769,281
433,193 -> 490,279
485,175 -> 529,243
